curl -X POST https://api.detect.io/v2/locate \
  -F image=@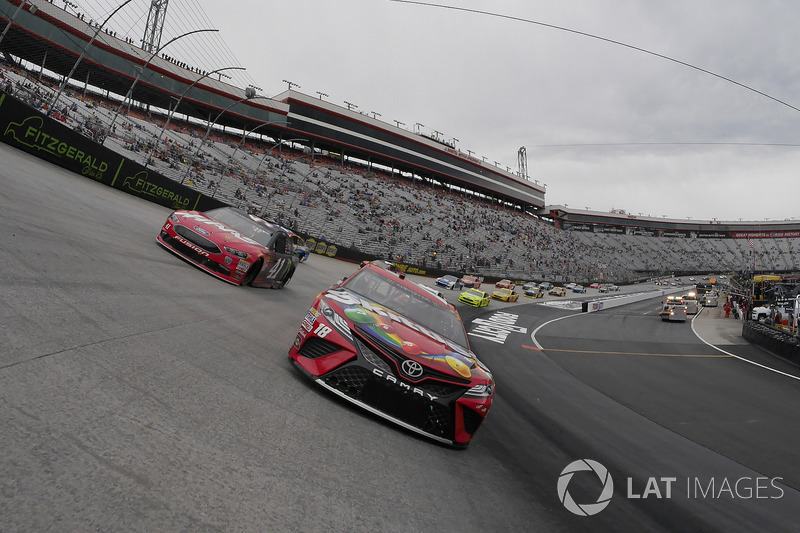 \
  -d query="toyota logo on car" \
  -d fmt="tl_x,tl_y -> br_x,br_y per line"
401,359 -> 423,378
